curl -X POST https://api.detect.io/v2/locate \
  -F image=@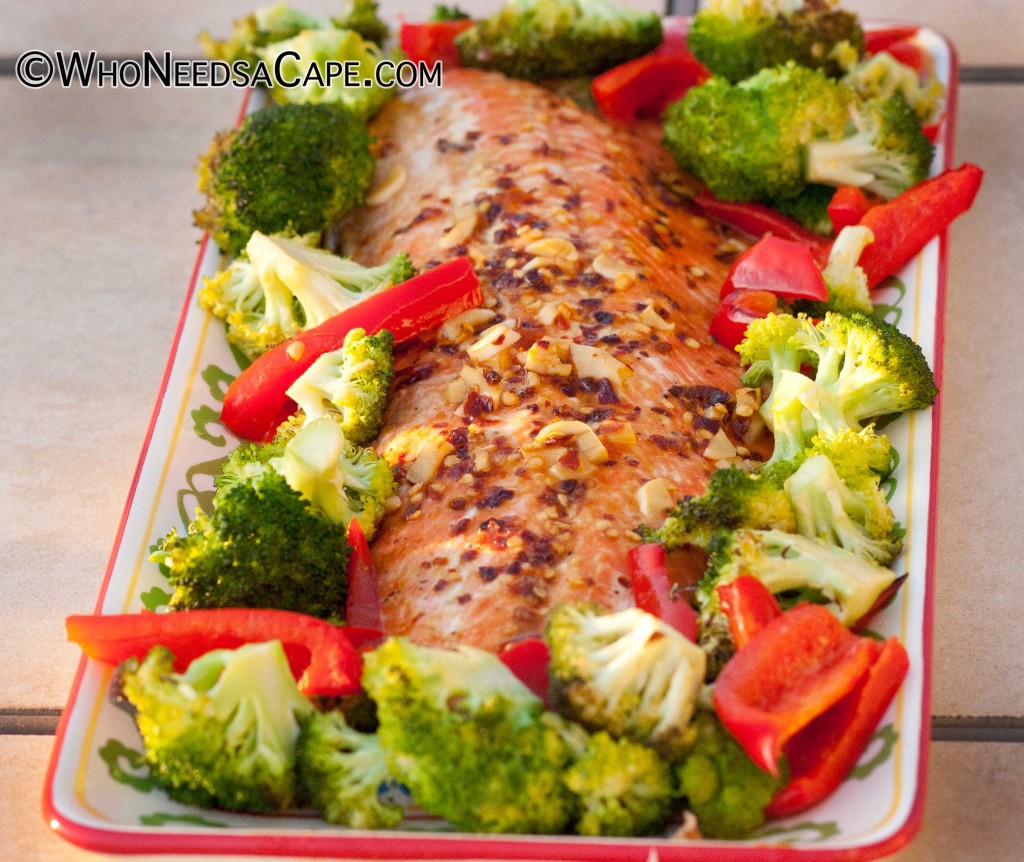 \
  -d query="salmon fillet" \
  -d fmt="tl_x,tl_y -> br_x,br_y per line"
338,69 -> 762,651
